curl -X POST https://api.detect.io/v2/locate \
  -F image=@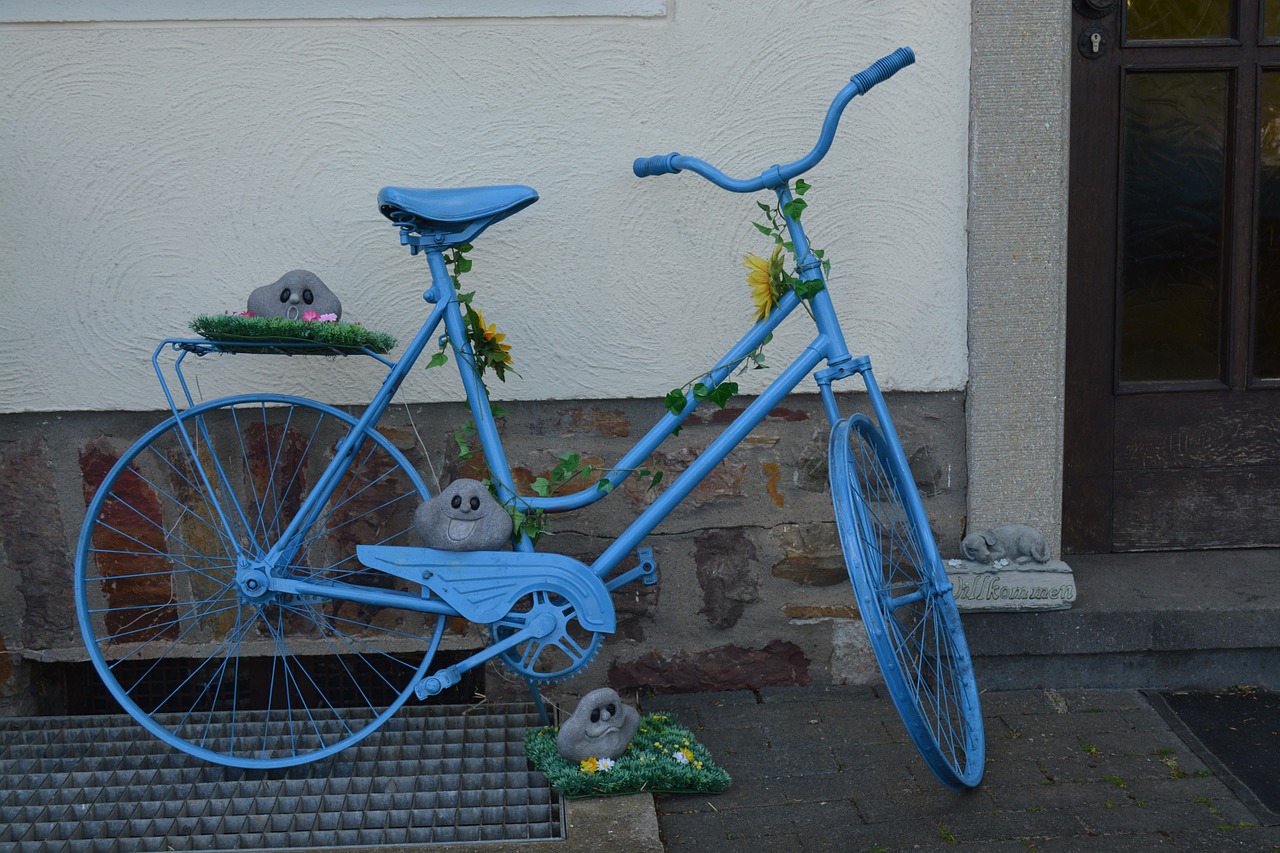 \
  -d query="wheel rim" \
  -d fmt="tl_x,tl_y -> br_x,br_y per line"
830,415 -> 985,789
74,395 -> 442,768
